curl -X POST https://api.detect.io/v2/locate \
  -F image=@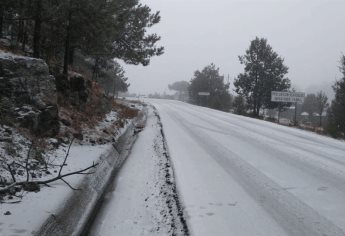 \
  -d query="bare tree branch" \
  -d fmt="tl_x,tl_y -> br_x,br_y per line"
0,162 -> 98,194
0,138 -> 98,195
58,138 -> 74,177
35,162 -> 99,185
61,179 -> 80,191
6,163 -> 16,183
25,143 -> 33,182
